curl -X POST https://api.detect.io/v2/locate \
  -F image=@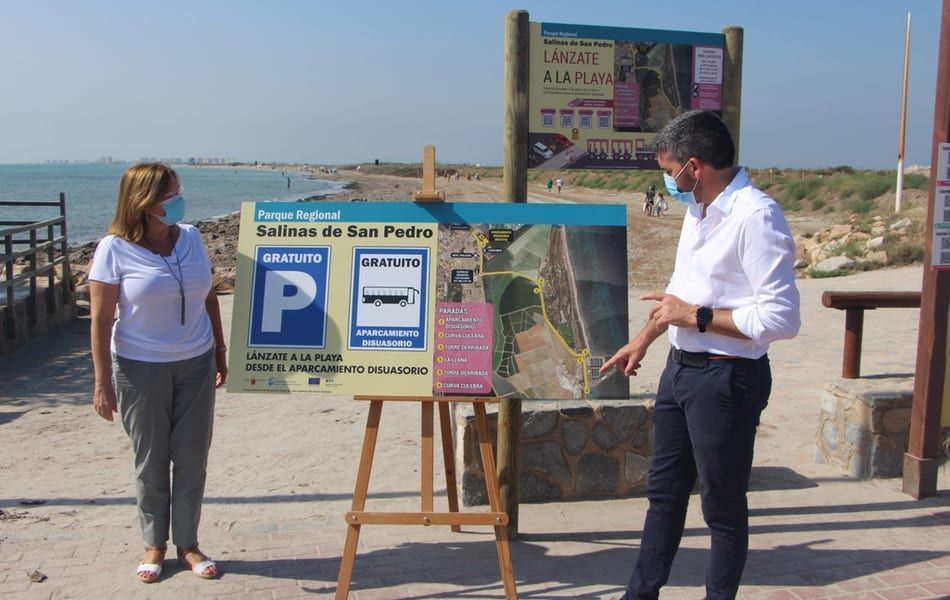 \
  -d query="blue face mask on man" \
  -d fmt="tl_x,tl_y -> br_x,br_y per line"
663,162 -> 698,203
157,194 -> 186,225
